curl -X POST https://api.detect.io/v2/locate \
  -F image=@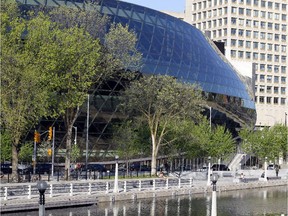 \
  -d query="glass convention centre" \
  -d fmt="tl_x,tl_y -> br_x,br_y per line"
14,0 -> 256,161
